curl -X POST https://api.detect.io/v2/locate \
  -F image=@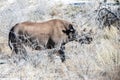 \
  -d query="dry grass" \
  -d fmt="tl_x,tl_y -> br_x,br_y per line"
1,26 -> 120,80
0,0 -> 120,80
